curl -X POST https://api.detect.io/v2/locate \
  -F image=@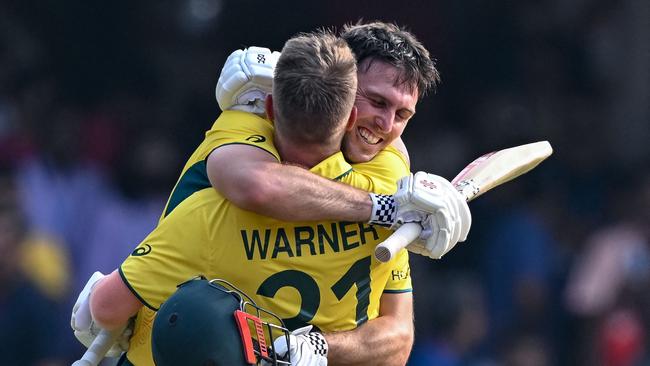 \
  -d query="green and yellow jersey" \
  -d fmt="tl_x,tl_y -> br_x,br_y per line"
120,110 -> 412,365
